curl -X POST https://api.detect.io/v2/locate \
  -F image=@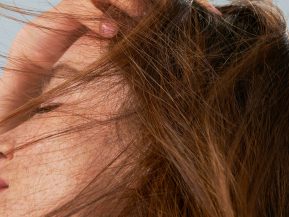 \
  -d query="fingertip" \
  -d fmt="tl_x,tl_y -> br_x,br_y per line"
208,6 -> 222,16
99,22 -> 119,38
196,0 -> 222,16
